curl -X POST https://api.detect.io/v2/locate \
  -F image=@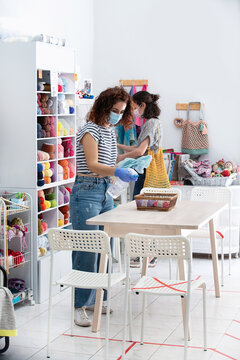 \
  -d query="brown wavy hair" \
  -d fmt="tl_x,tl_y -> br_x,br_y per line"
87,86 -> 134,129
